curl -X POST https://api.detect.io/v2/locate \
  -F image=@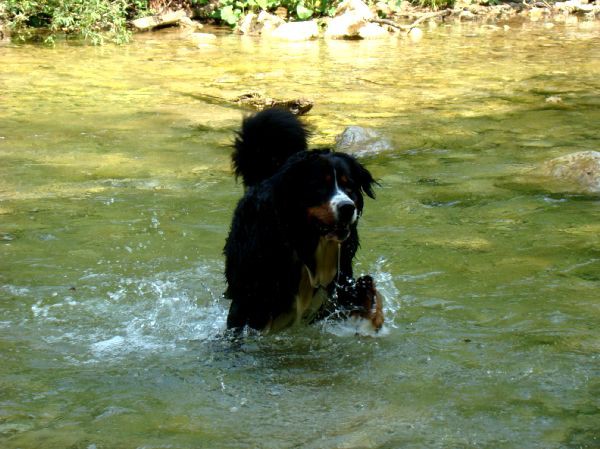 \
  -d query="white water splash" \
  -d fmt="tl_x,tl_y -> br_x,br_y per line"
322,257 -> 400,338
24,263 -> 228,364
22,258 -> 400,363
